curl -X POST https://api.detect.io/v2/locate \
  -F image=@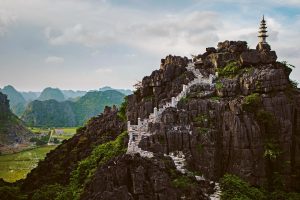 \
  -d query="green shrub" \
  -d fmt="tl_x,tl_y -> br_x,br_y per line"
171,176 -> 195,189
280,61 -> 295,71
220,174 -> 266,200
193,114 -> 209,123
290,80 -> 299,89
179,96 -> 190,104
197,127 -> 209,135
217,62 -> 241,78
242,93 -> 261,112
221,174 -> 300,200
67,131 -> 128,199
117,97 -> 128,121
0,185 -> 27,200
210,96 -> 221,101
215,81 -> 223,90
256,110 -> 275,126
264,142 -> 281,160
32,184 -> 65,200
